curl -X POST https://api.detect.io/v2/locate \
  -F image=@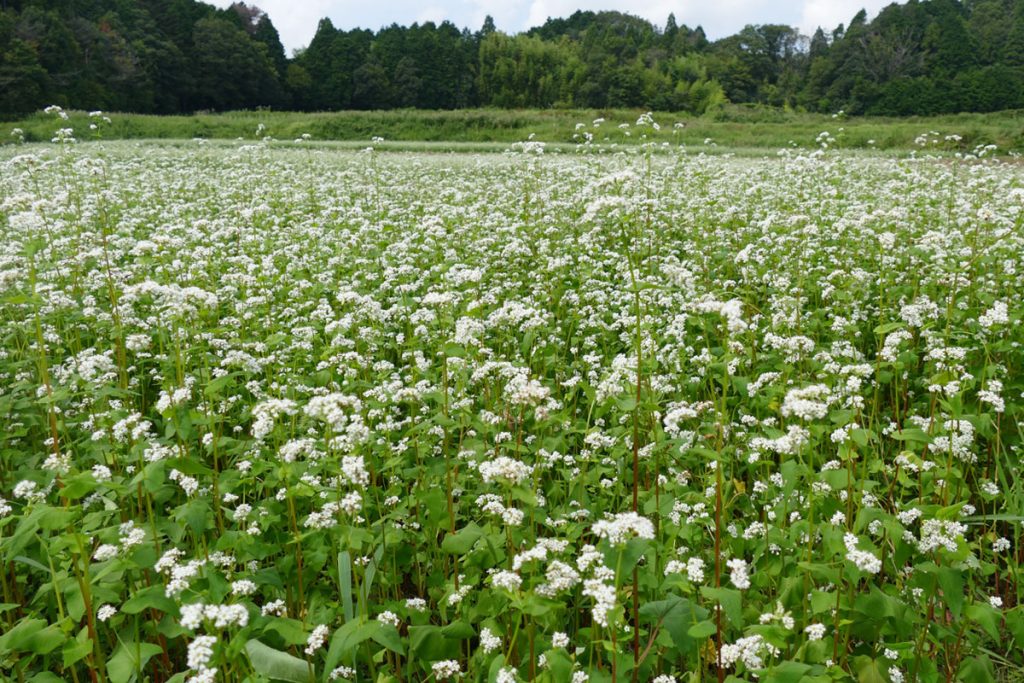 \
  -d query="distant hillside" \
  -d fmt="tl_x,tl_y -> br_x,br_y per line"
2,0 -> 1023,117
0,0 -> 288,114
